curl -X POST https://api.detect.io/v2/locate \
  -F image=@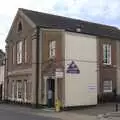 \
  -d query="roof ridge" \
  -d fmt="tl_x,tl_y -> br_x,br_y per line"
19,8 -> 118,30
